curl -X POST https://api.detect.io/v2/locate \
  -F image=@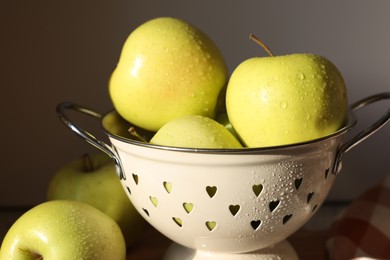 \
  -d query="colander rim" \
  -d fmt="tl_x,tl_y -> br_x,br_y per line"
101,110 -> 357,154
